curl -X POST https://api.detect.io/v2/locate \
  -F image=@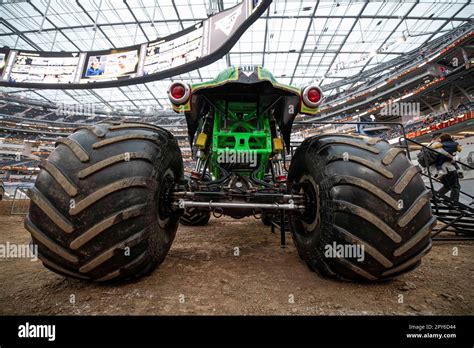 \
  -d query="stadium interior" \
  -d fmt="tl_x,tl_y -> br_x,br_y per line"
1,5 -> 473,208
0,0 -> 474,326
